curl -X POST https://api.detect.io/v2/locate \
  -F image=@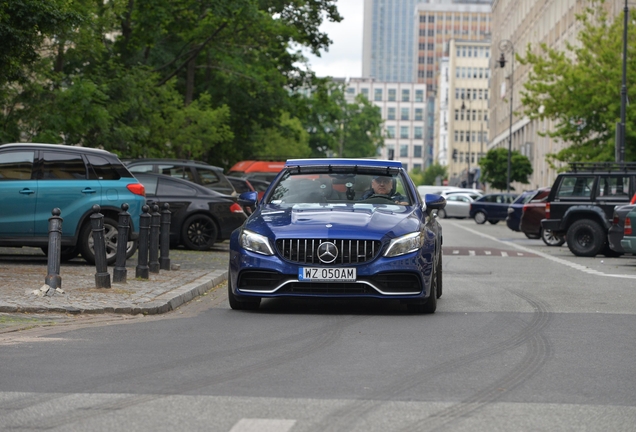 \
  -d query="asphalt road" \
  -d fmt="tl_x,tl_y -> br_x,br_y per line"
1,219 -> 636,431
